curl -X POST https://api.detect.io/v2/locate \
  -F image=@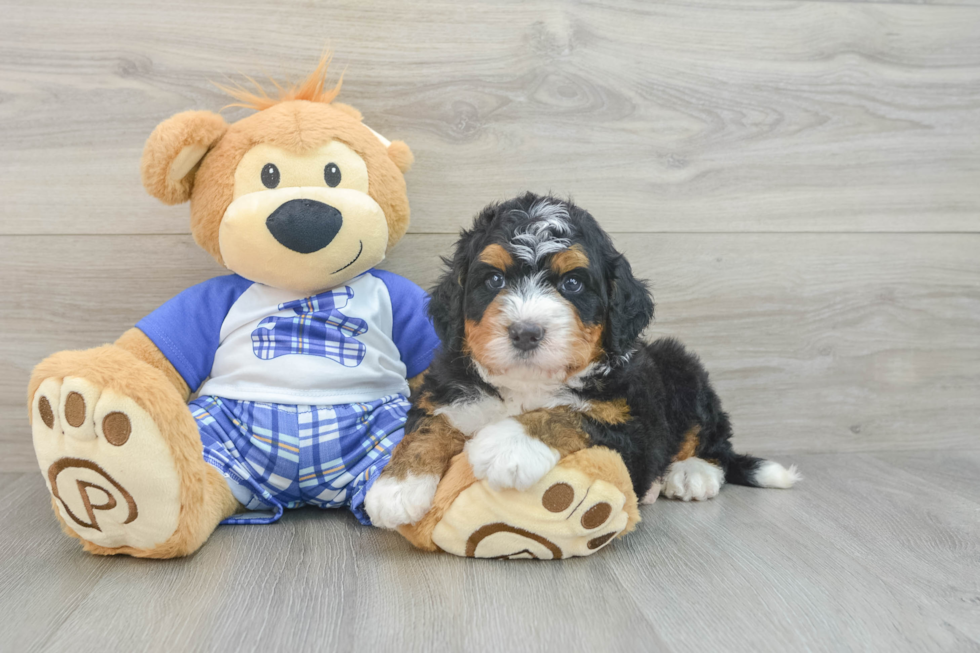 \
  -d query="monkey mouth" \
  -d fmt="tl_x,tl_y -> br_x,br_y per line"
332,240 -> 364,274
